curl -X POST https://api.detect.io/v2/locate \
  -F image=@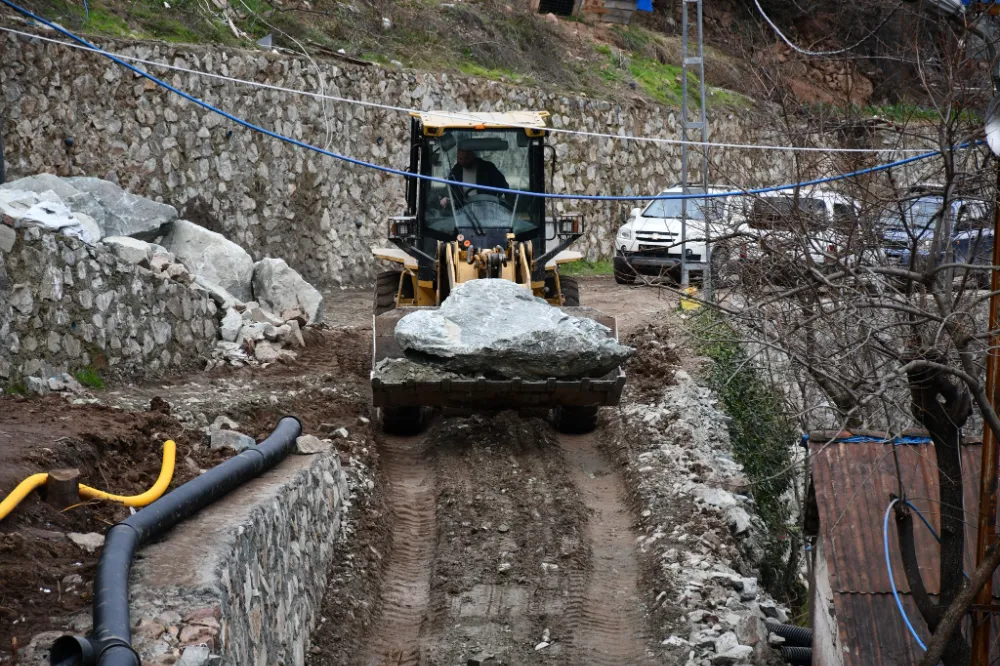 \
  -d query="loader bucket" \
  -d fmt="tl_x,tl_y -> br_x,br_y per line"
371,307 -> 626,410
